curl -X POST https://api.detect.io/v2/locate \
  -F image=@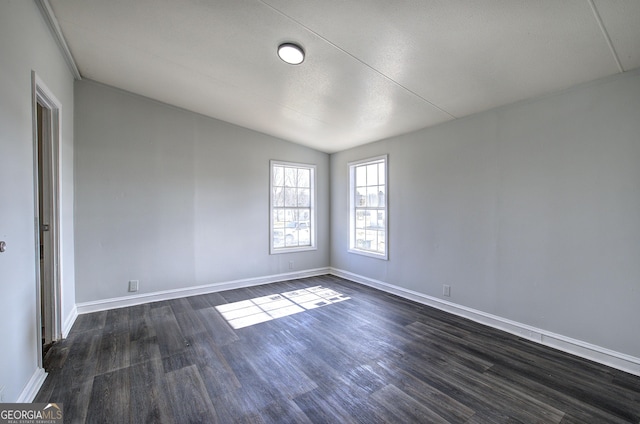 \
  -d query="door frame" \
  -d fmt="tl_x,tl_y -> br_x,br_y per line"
31,71 -> 62,366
